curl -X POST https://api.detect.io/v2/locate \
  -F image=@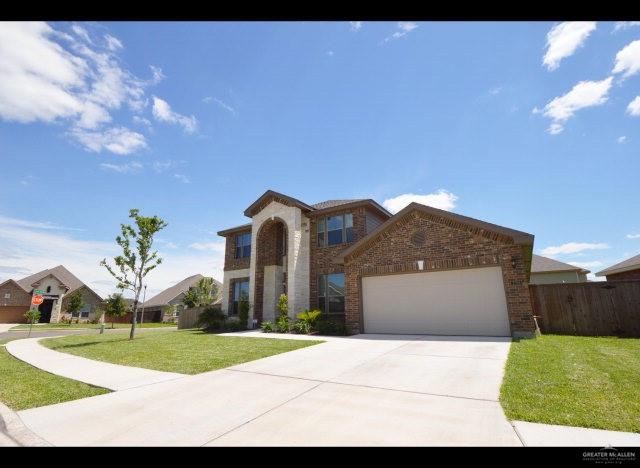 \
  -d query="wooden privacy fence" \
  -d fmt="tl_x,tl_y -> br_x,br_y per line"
177,306 -> 205,330
530,281 -> 640,337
